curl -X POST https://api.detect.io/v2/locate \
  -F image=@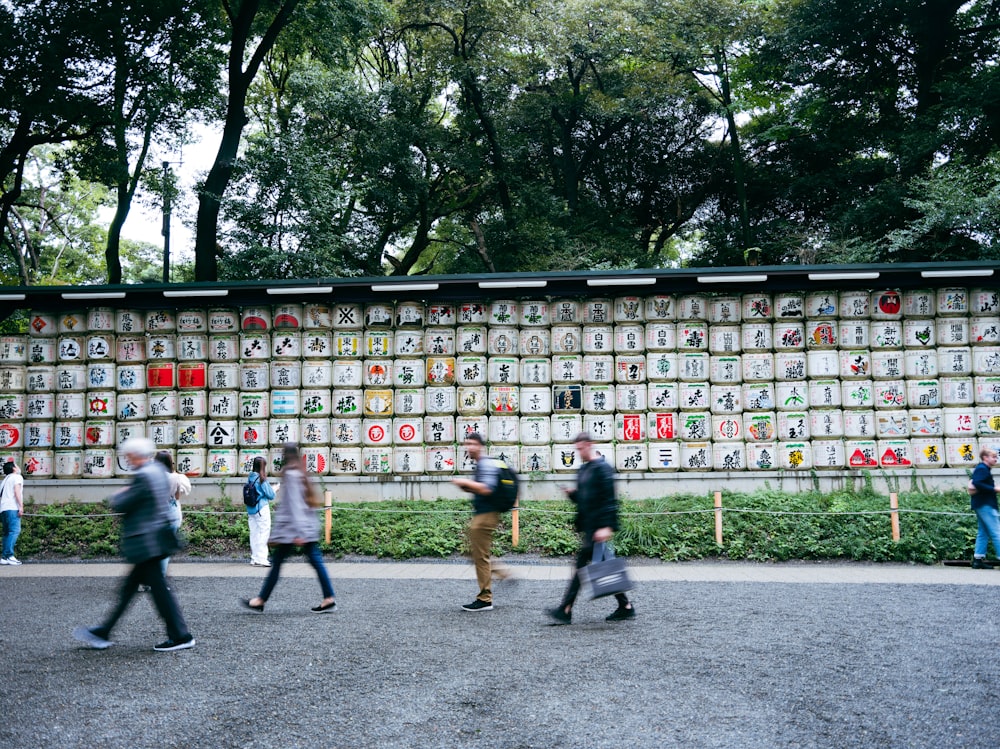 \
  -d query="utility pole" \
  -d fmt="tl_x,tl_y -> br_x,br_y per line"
162,160 -> 172,284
